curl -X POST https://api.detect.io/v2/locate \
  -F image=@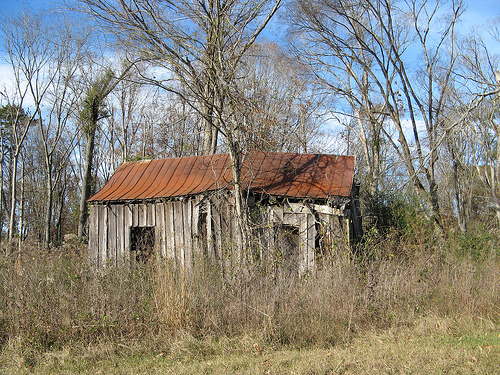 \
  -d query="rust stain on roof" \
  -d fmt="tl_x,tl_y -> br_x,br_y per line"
88,151 -> 355,202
